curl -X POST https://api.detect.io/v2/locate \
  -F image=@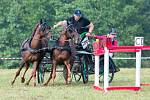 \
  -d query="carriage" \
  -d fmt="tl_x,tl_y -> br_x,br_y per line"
11,20 -> 119,86
37,29 -> 120,84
